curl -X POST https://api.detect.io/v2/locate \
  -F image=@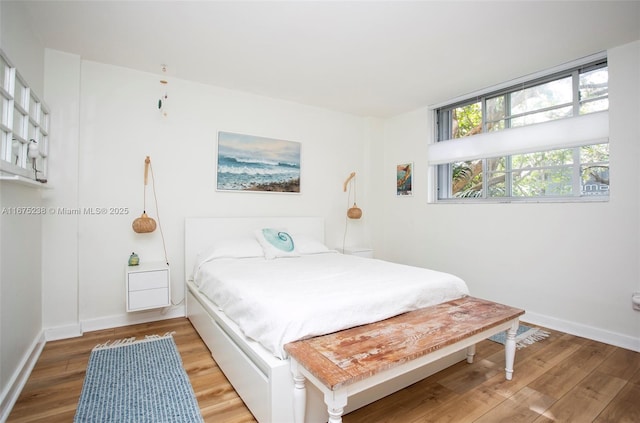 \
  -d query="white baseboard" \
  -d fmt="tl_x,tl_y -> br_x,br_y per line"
523,311 -> 640,352
80,304 -> 186,333
0,331 -> 46,423
44,323 -> 83,342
